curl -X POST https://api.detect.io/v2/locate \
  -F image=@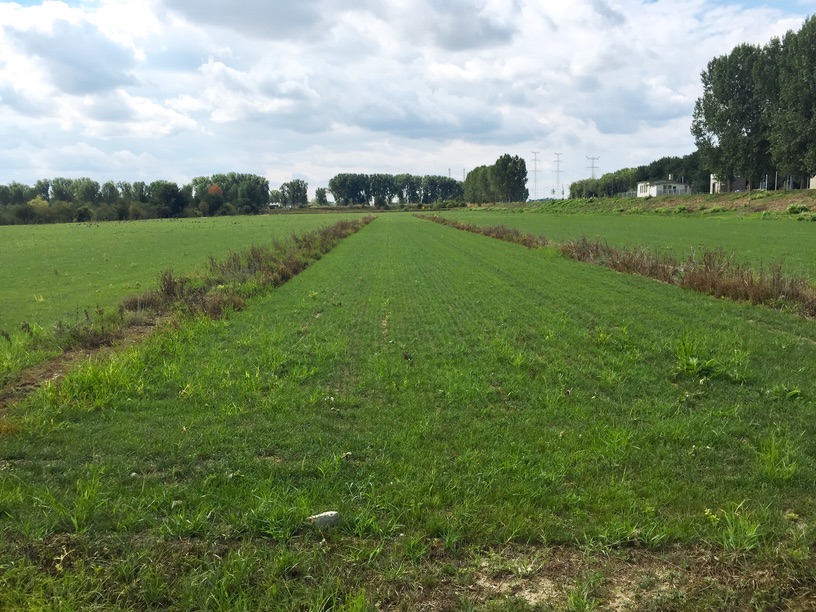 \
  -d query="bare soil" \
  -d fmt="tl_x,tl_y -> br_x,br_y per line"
0,322 -> 159,415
